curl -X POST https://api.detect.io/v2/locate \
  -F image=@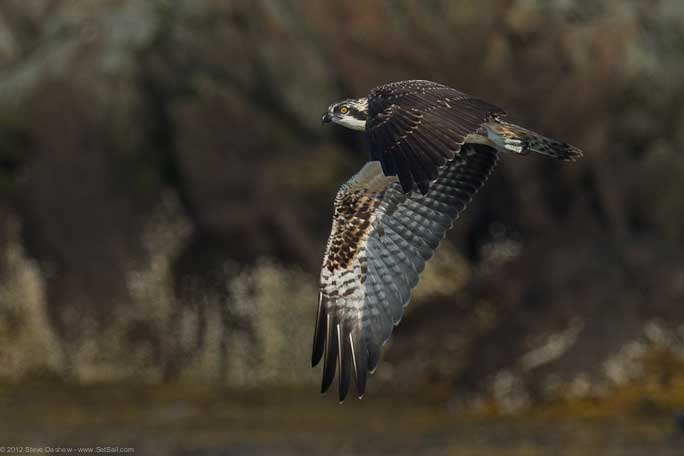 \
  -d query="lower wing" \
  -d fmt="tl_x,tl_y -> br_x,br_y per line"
313,144 -> 499,402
